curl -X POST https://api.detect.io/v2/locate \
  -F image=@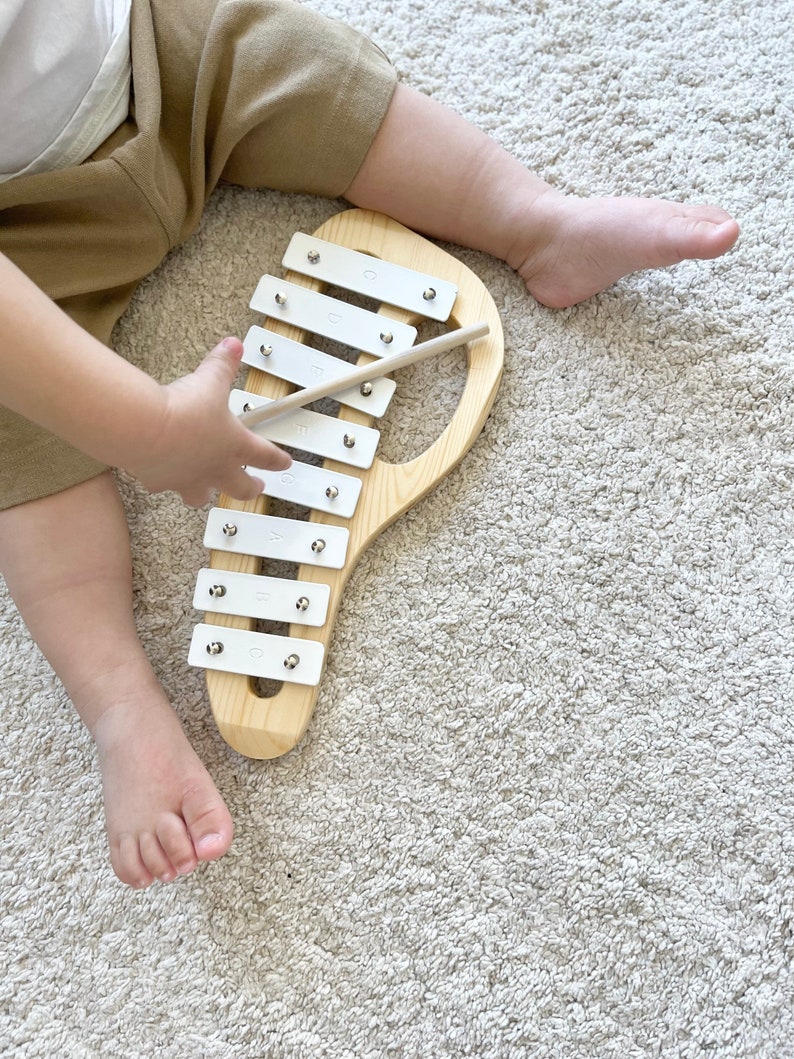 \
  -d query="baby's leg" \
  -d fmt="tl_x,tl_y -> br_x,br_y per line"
345,84 -> 739,307
0,472 -> 233,888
